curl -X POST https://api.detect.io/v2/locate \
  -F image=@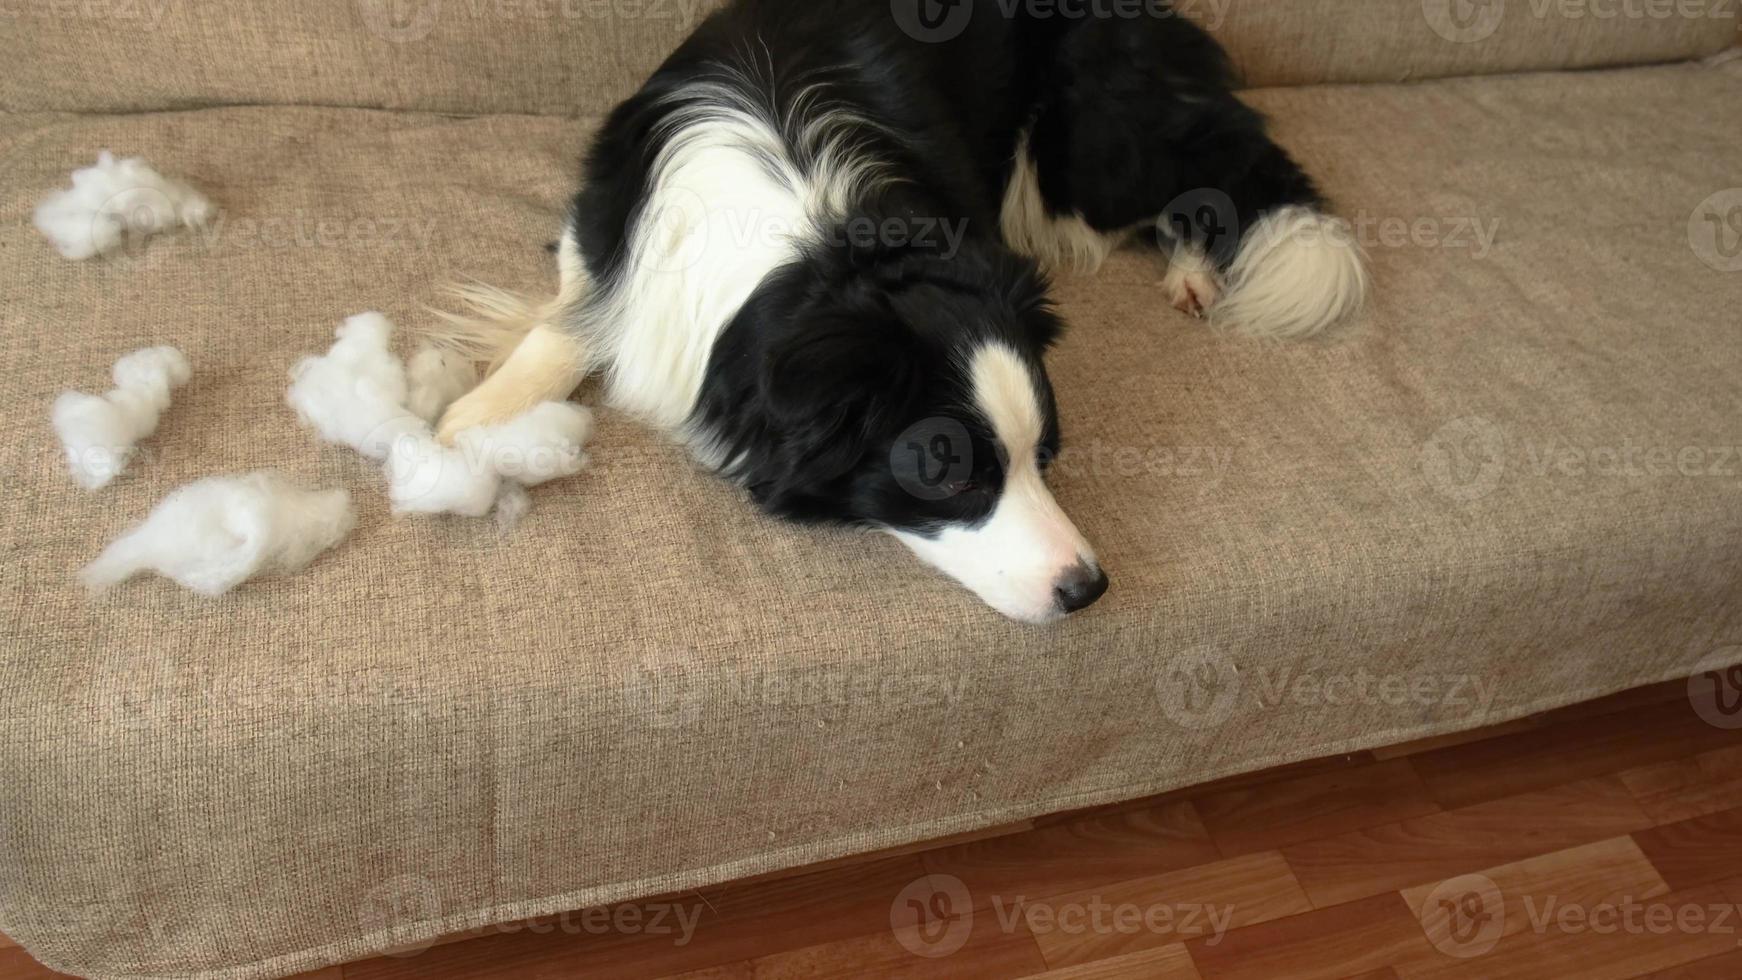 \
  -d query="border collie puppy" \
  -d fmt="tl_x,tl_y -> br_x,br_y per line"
435,0 -> 1366,623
